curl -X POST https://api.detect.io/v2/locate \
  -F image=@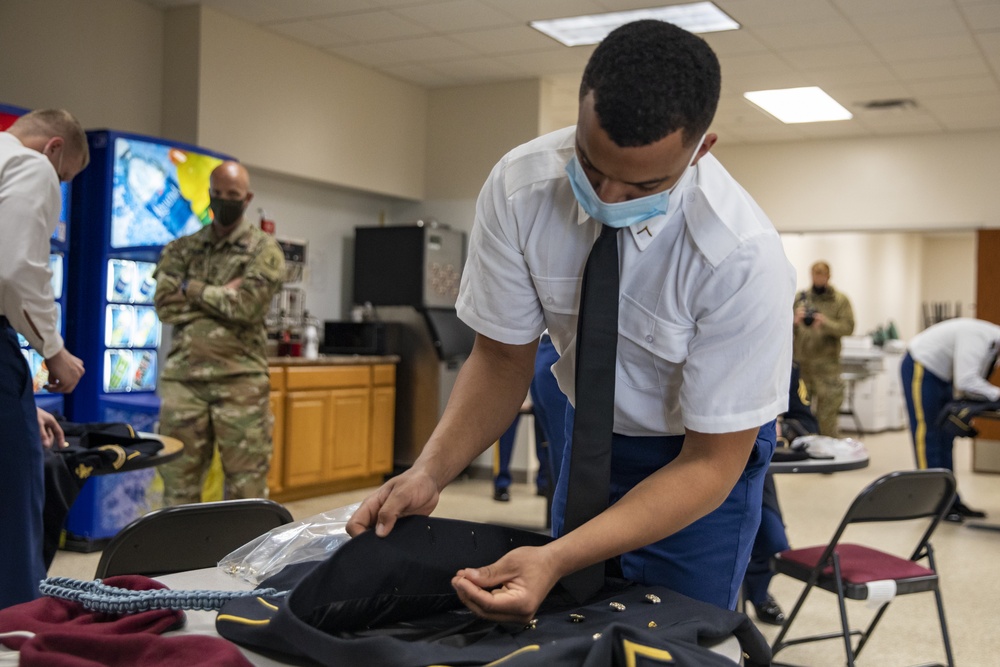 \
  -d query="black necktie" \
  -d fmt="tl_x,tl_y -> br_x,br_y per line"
561,223 -> 619,602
